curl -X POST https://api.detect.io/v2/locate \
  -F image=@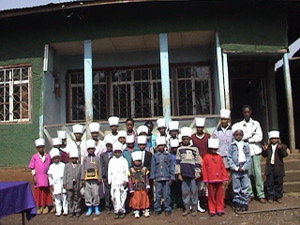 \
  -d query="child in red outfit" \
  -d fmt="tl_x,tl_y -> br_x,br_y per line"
202,139 -> 228,217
